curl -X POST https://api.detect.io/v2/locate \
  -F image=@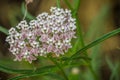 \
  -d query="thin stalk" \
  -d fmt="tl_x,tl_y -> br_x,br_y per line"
75,0 -> 80,11
49,57 -> 69,80
64,0 -> 74,10
23,3 -> 28,20
74,15 -> 87,56
57,0 -> 61,8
